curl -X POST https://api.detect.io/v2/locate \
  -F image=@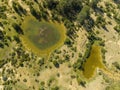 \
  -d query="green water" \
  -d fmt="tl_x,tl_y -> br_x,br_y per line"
25,20 -> 61,50
20,16 -> 66,56
83,45 -> 104,79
